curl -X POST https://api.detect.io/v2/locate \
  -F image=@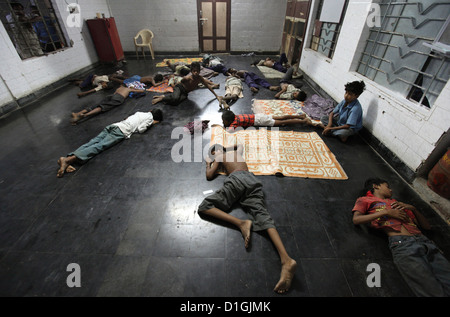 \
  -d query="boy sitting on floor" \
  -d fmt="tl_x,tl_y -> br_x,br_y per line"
152,62 -> 222,106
